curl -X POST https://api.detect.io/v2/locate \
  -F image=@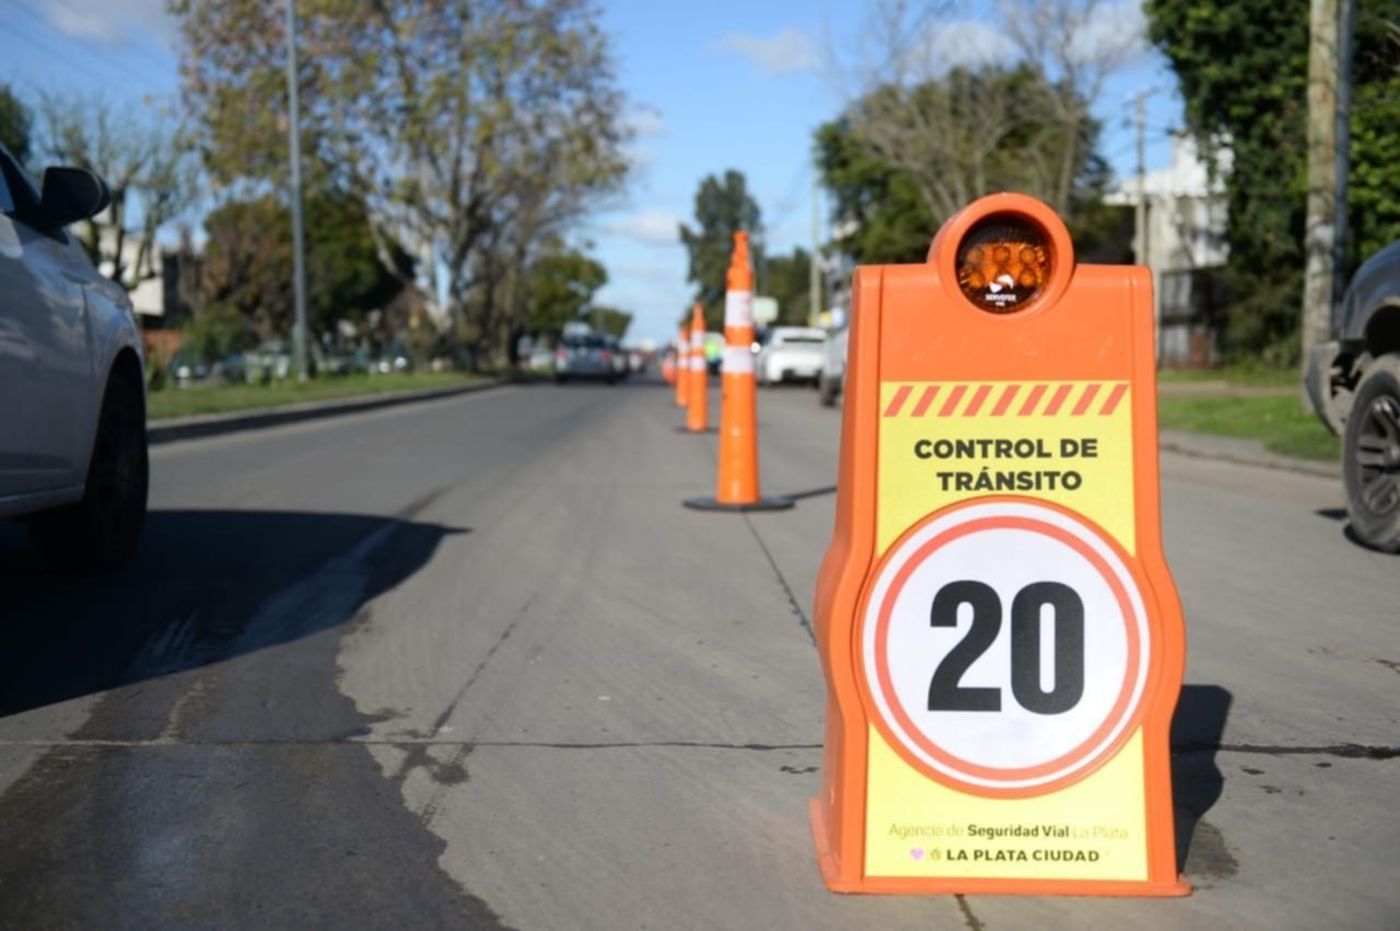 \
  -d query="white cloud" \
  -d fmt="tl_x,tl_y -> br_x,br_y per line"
713,27 -> 817,76
1066,0 -> 1148,66
921,20 -> 1018,72
601,209 -> 684,247
36,0 -> 178,49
